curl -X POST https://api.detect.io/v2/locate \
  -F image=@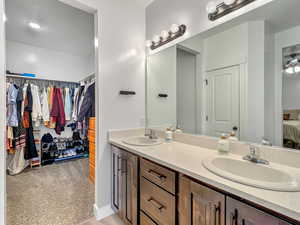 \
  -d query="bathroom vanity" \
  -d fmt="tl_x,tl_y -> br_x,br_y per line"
109,131 -> 300,225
